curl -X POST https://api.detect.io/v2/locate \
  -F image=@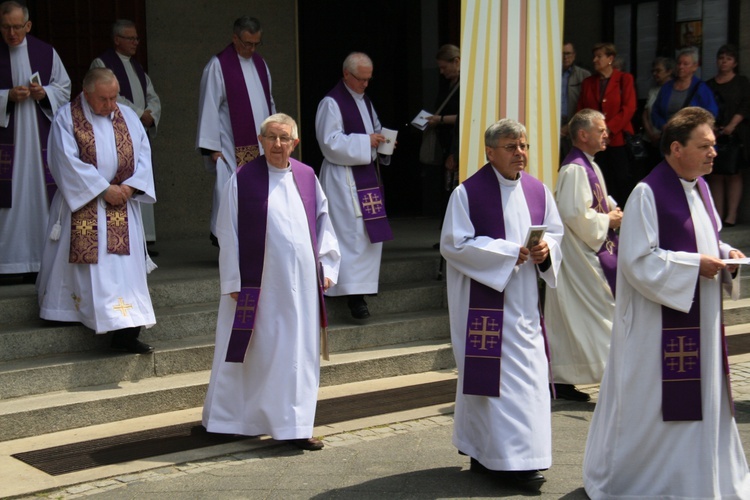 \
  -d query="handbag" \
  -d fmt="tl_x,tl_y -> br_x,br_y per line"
420,83 -> 459,165
712,134 -> 743,175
